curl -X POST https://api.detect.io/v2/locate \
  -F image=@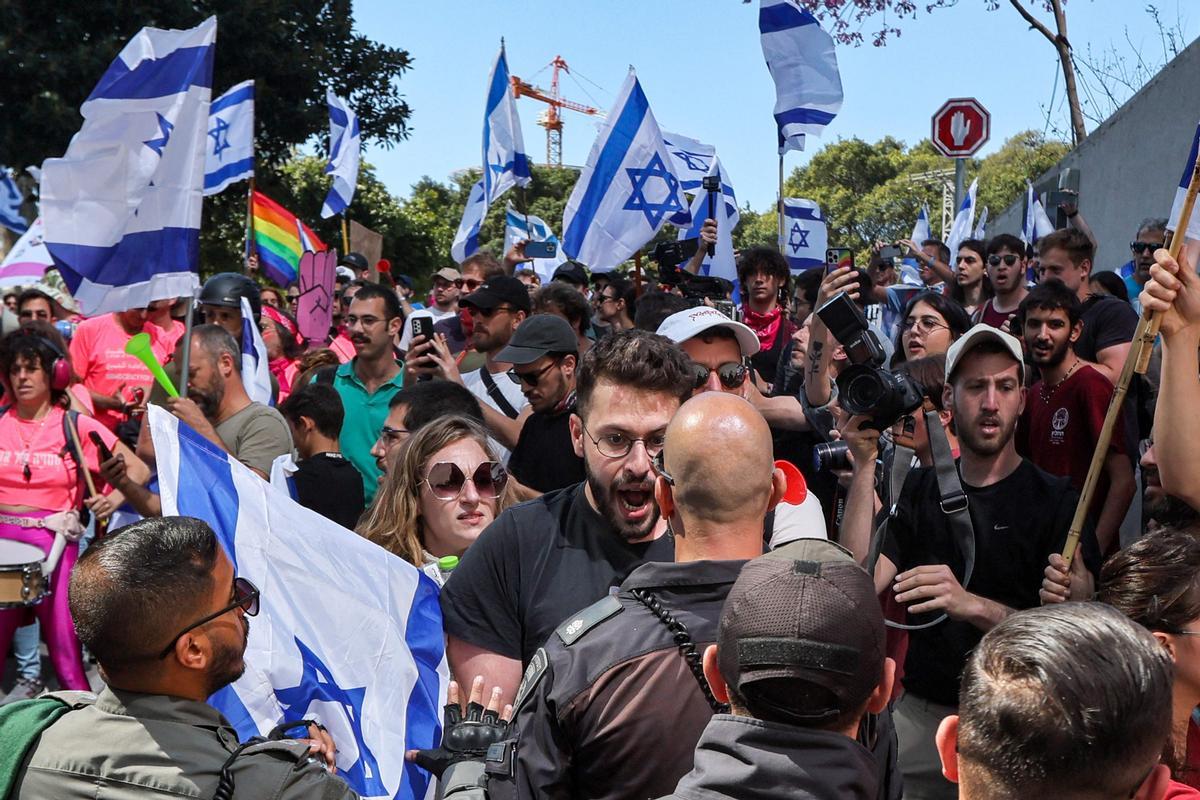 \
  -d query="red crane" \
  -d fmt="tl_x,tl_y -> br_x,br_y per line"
510,56 -> 603,167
